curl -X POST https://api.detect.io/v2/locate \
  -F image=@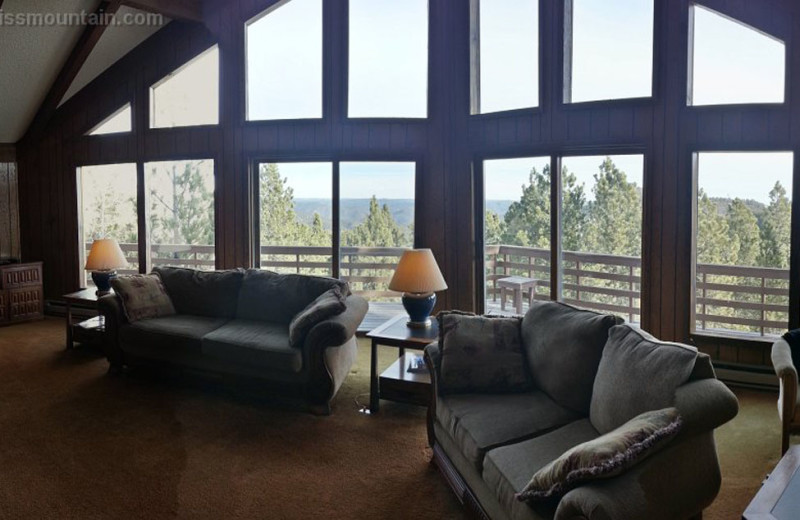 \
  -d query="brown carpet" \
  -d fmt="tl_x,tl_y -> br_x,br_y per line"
0,318 -> 786,519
